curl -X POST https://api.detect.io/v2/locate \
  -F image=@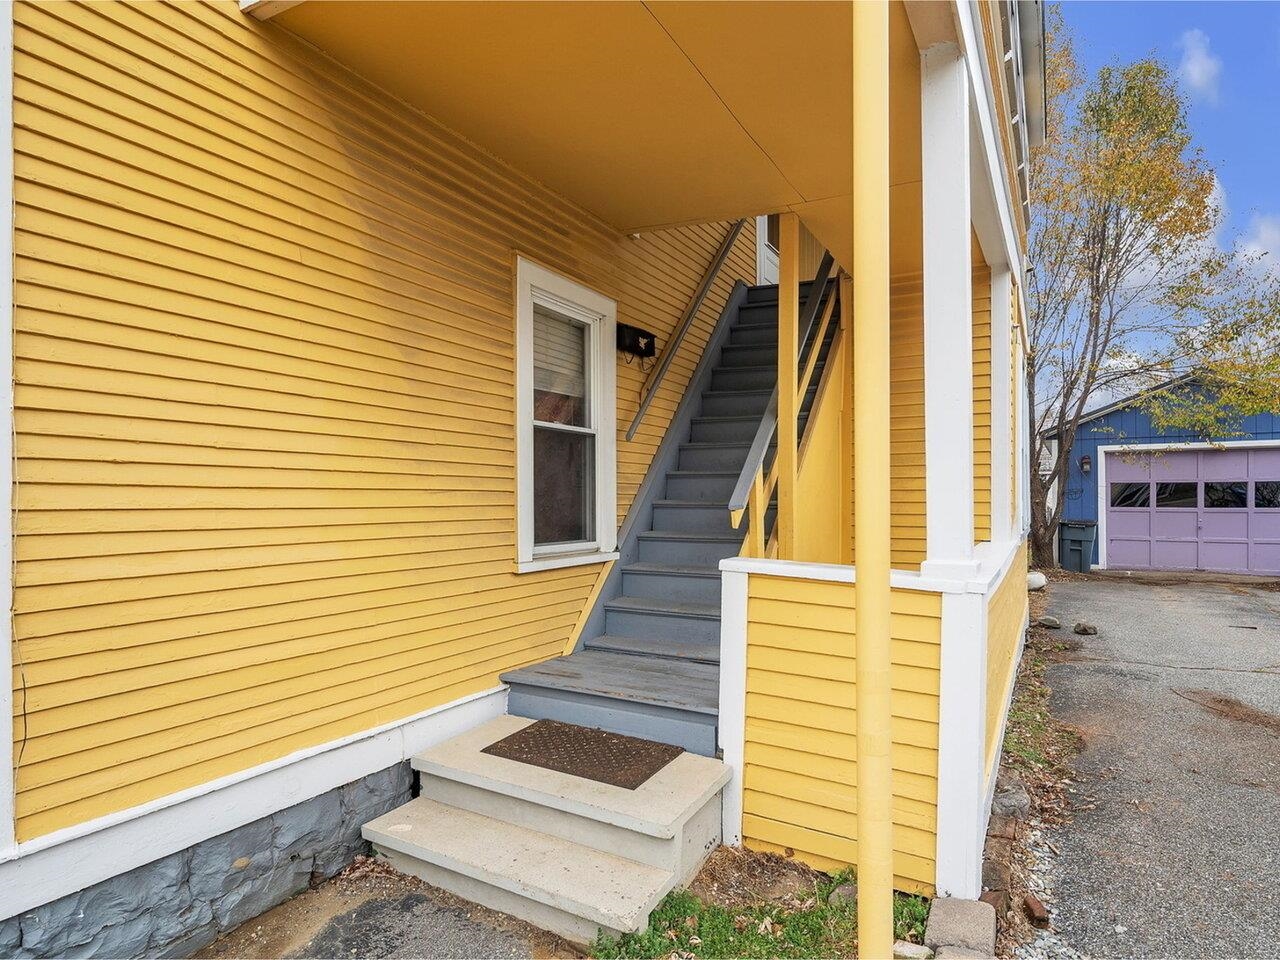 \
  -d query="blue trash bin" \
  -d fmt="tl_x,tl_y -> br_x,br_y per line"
1058,520 -> 1097,573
